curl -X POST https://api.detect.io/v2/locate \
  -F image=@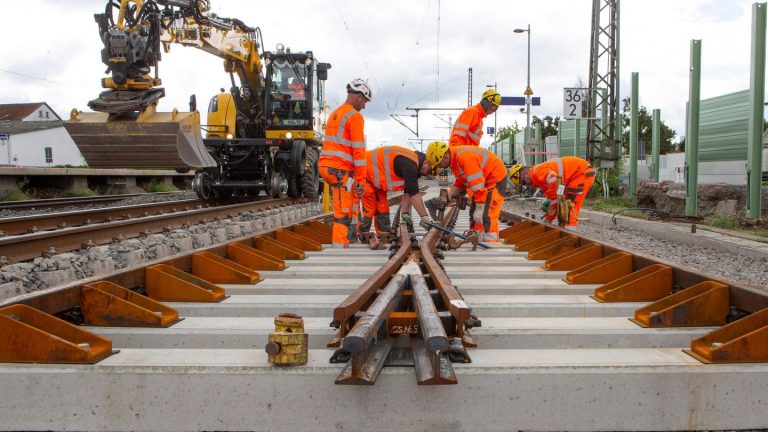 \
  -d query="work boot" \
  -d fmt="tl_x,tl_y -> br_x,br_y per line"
368,235 -> 381,250
424,197 -> 439,220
